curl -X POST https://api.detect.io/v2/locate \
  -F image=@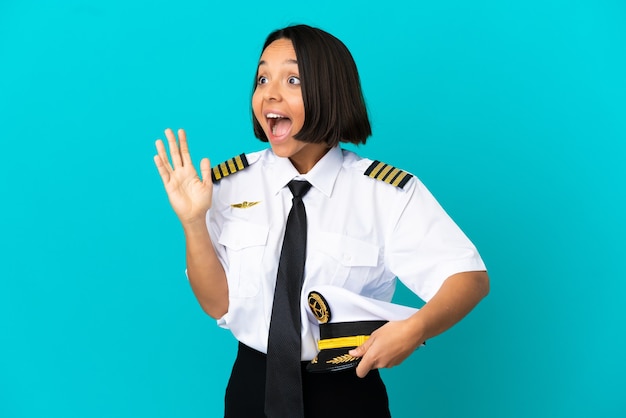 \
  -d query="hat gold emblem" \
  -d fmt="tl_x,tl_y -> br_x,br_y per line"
308,291 -> 331,324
